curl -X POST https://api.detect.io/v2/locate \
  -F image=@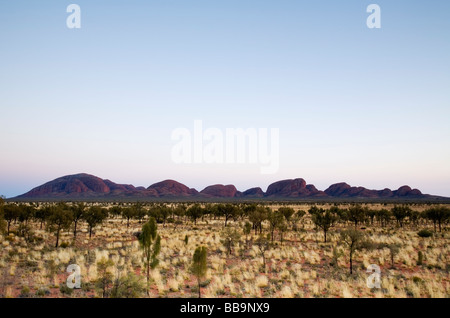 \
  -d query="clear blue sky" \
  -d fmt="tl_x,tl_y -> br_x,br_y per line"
1,0 -> 449,197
